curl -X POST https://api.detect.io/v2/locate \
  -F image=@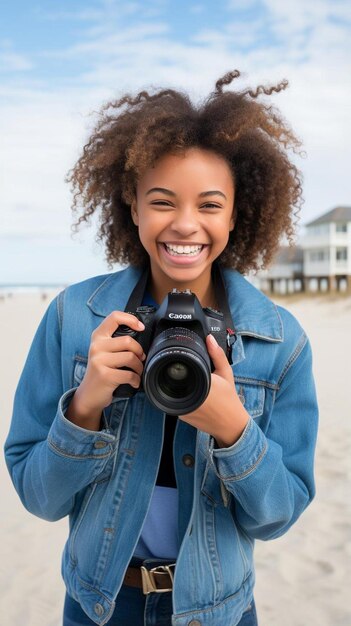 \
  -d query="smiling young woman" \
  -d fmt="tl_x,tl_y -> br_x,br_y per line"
5,70 -> 318,626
